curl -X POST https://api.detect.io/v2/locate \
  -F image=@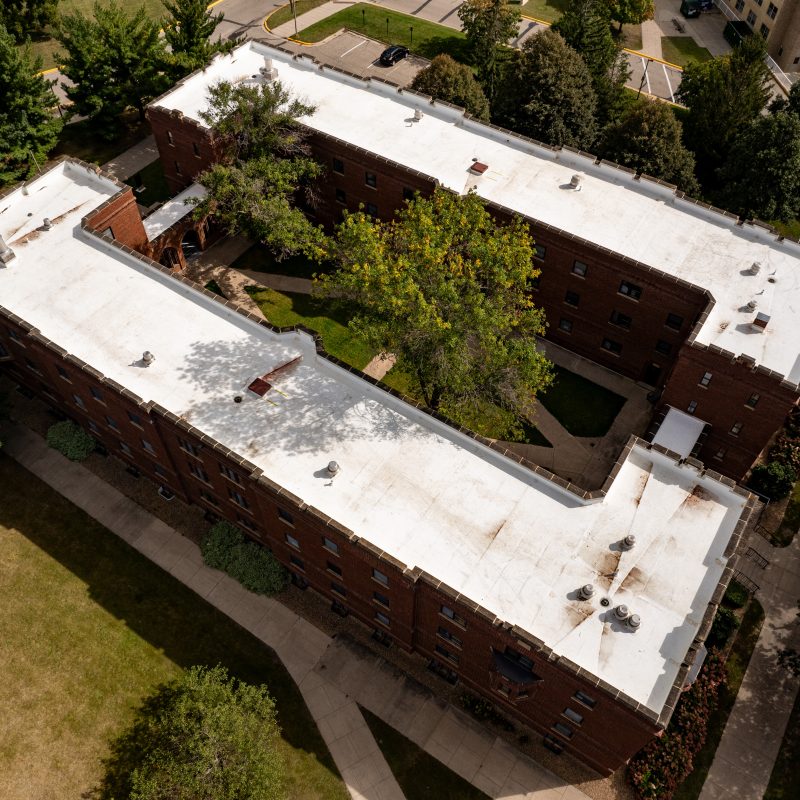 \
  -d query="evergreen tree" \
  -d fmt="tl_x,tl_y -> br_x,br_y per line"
0,0 -> 59,43
163,0 -> 226,73
56,1 -> 171,135
494,29 -> 597,149
600,98 -> 698,194
410,54 -> 490,121
0,22 -> 62,186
